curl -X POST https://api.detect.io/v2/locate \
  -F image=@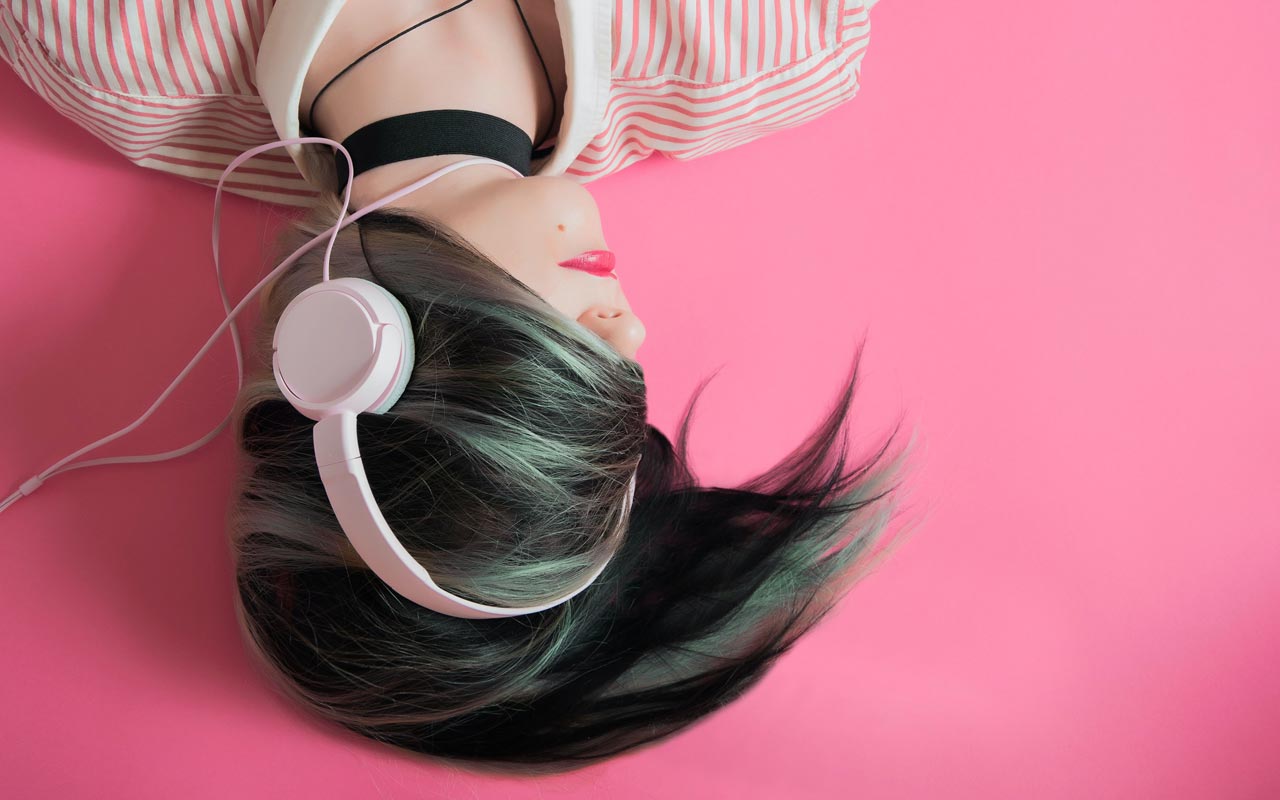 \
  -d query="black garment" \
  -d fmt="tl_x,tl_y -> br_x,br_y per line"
331,109 -> 538,192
